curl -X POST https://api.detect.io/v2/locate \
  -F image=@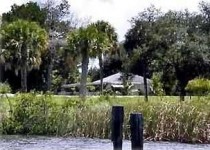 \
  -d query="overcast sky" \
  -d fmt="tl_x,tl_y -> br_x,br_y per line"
69,0 -> 201,41
0,0 -> 202,41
